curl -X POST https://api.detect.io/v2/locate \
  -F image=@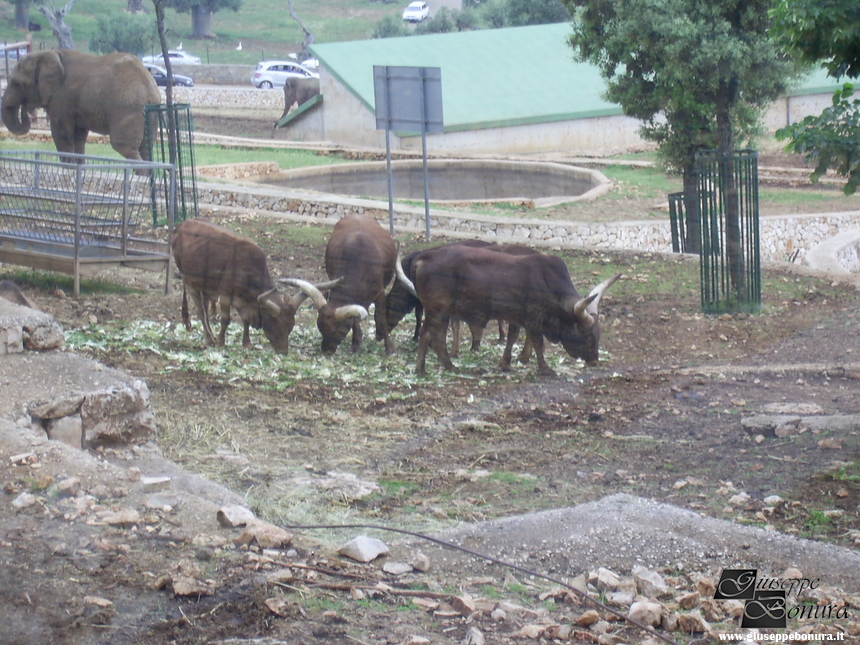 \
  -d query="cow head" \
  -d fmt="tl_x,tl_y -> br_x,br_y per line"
559,273 -> 621,366
278,277 -> 366,355
257,288 -> 302,354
